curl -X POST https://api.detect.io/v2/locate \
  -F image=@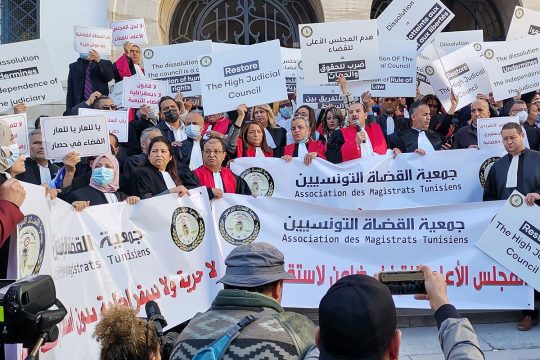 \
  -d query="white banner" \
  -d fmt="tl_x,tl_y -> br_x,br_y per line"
198,40 -> 287,115
477,191 -> 540,292
40,116 -> 111,159
507,6 -> 540,41
111,19 -> 148,46
143,41 -> 212,97
281,47 -> 301,96
377,0 -> 455,52
230,150 -> 500,210
299,20 -> 379,84
432,30 -> 484,53
477,116 -> 519,154
122,77 -> 168,109
78,108 -> 129,142
213,194 -> 532,309
0,113 -> 29,154
295,61 -> 345,110
74,26 -> 112,55
109,80 -> 123,107
481,39 -> 540,101
0,39 -> 64,112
